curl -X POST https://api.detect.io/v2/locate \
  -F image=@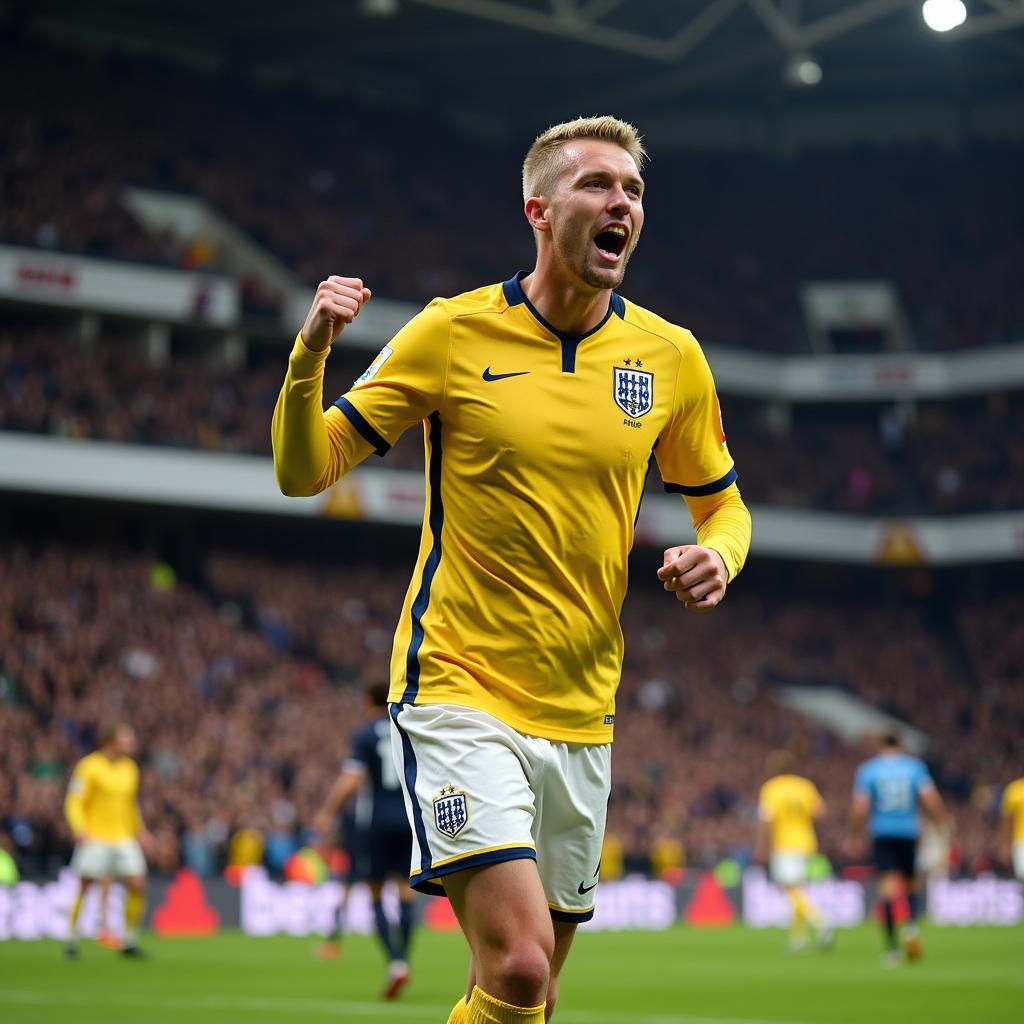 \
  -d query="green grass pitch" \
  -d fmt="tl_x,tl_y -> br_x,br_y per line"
1,925 -> 1020,1023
